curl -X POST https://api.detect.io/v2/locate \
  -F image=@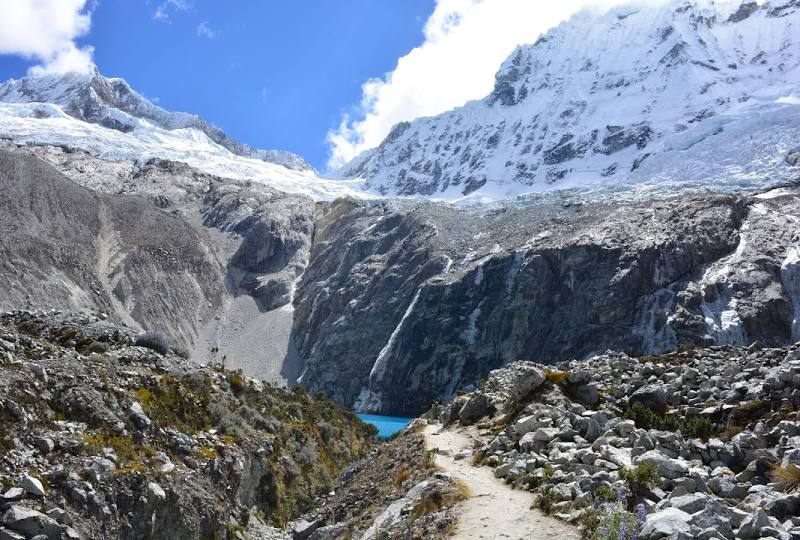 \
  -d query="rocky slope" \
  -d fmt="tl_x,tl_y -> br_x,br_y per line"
434,342 -> 800,539
292,186 -> 800,415
0,144 -> 314,384
290,424 -> 463,539
0,310 -> 374,540
347,0 -> 800,201
2,141 -> 799,418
